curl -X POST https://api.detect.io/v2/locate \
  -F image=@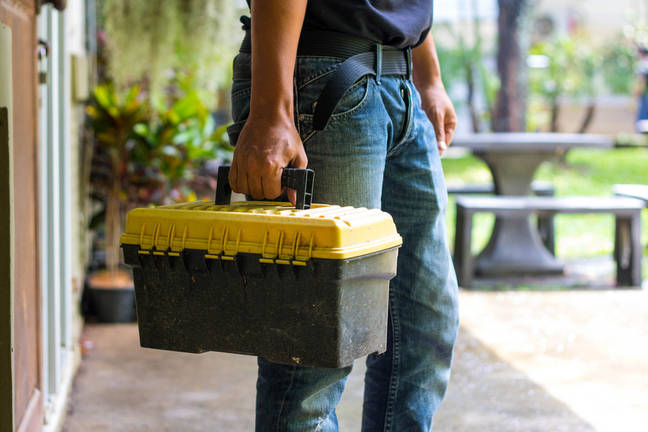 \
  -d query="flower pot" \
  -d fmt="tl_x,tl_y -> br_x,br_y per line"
86,269 -> 136,323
